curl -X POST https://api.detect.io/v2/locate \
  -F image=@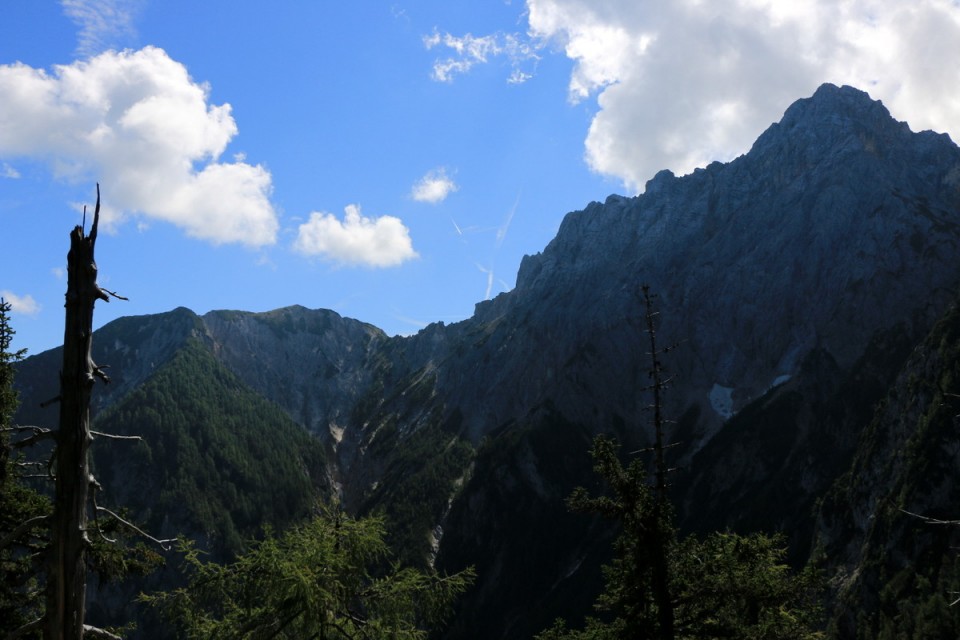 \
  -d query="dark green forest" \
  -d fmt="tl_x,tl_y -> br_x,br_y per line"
91,338 -> 329,558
